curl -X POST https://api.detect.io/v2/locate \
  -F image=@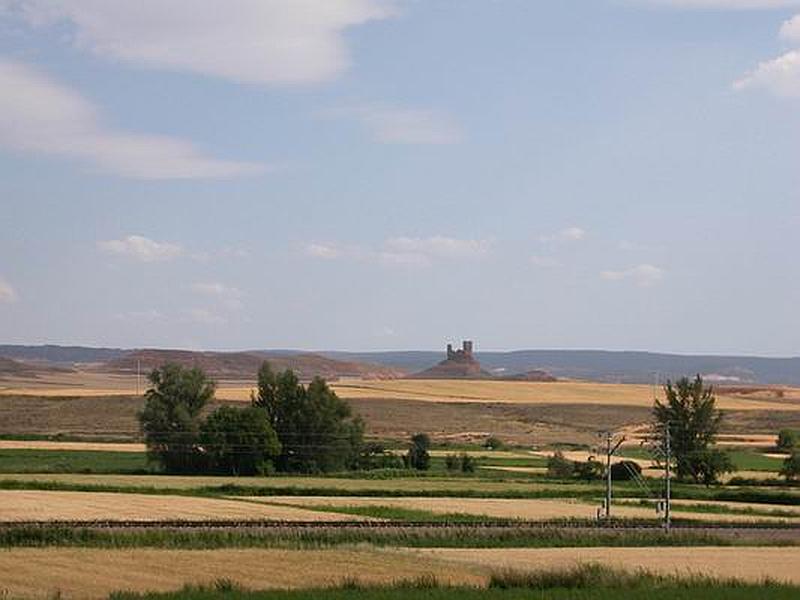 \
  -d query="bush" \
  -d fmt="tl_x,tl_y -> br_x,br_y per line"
484,436 -> 504,450
460,452 -> 477,473
781,452 -> 800,482
778,430 -> 797,453
444,454 -> 460,471
611,460 -> 642,481
546,451 -> 574,479
199,406 -> 280,475
573,459 -> 605,481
